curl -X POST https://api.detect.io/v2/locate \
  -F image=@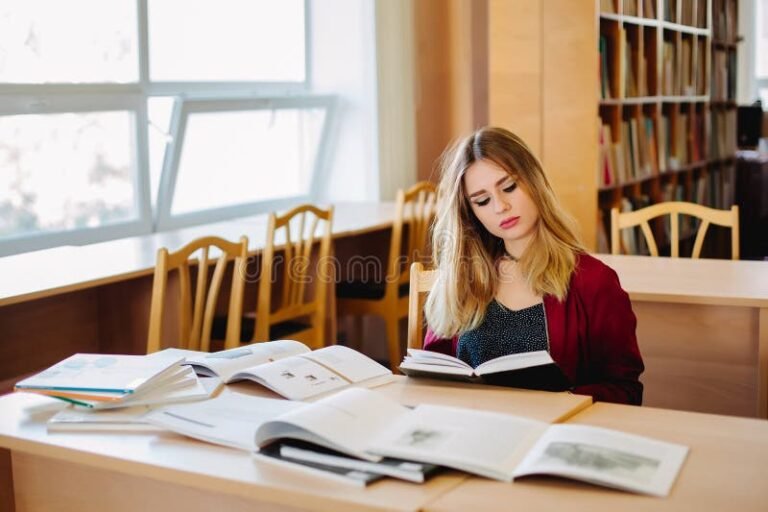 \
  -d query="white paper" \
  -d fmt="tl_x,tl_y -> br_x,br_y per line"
369,404 -> 547,481
301,345 -> 391,383
145,391 -> 303,451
